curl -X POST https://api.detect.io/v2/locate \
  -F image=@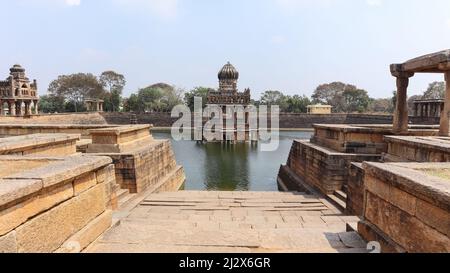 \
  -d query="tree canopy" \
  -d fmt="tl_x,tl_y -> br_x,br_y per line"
184,87 -> 212,110
125,83 -> 184,113
99,71 -> 126,112
47,73 -> 104,112
312,82 -> 370,113
422,81 -> 445,100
